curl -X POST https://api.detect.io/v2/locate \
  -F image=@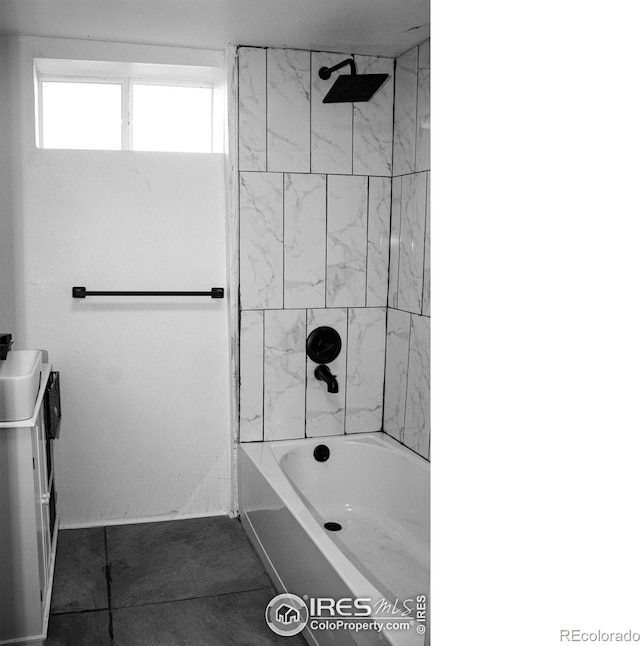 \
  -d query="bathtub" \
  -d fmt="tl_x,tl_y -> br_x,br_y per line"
239,432 -> 429,646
